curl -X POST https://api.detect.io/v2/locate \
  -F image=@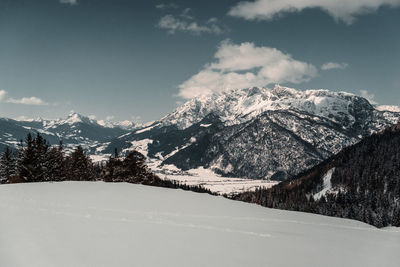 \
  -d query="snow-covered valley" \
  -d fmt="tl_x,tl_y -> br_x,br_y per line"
155,166 -> 278,195
0,182 -> 398,267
